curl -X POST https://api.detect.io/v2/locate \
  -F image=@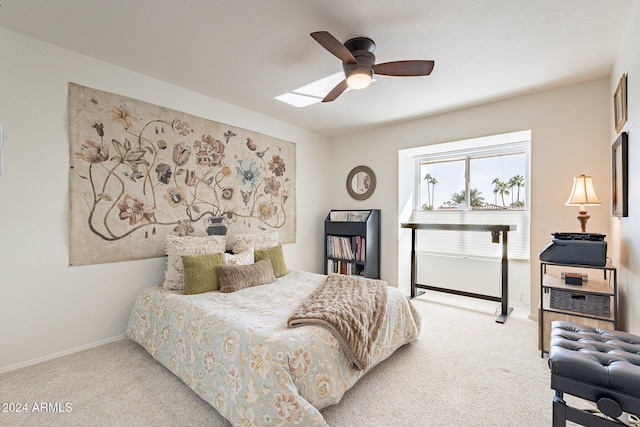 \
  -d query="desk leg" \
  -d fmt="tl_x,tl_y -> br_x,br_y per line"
410,228 -> 417,298
495,230 -> 513,323
409,228 -> 424,299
